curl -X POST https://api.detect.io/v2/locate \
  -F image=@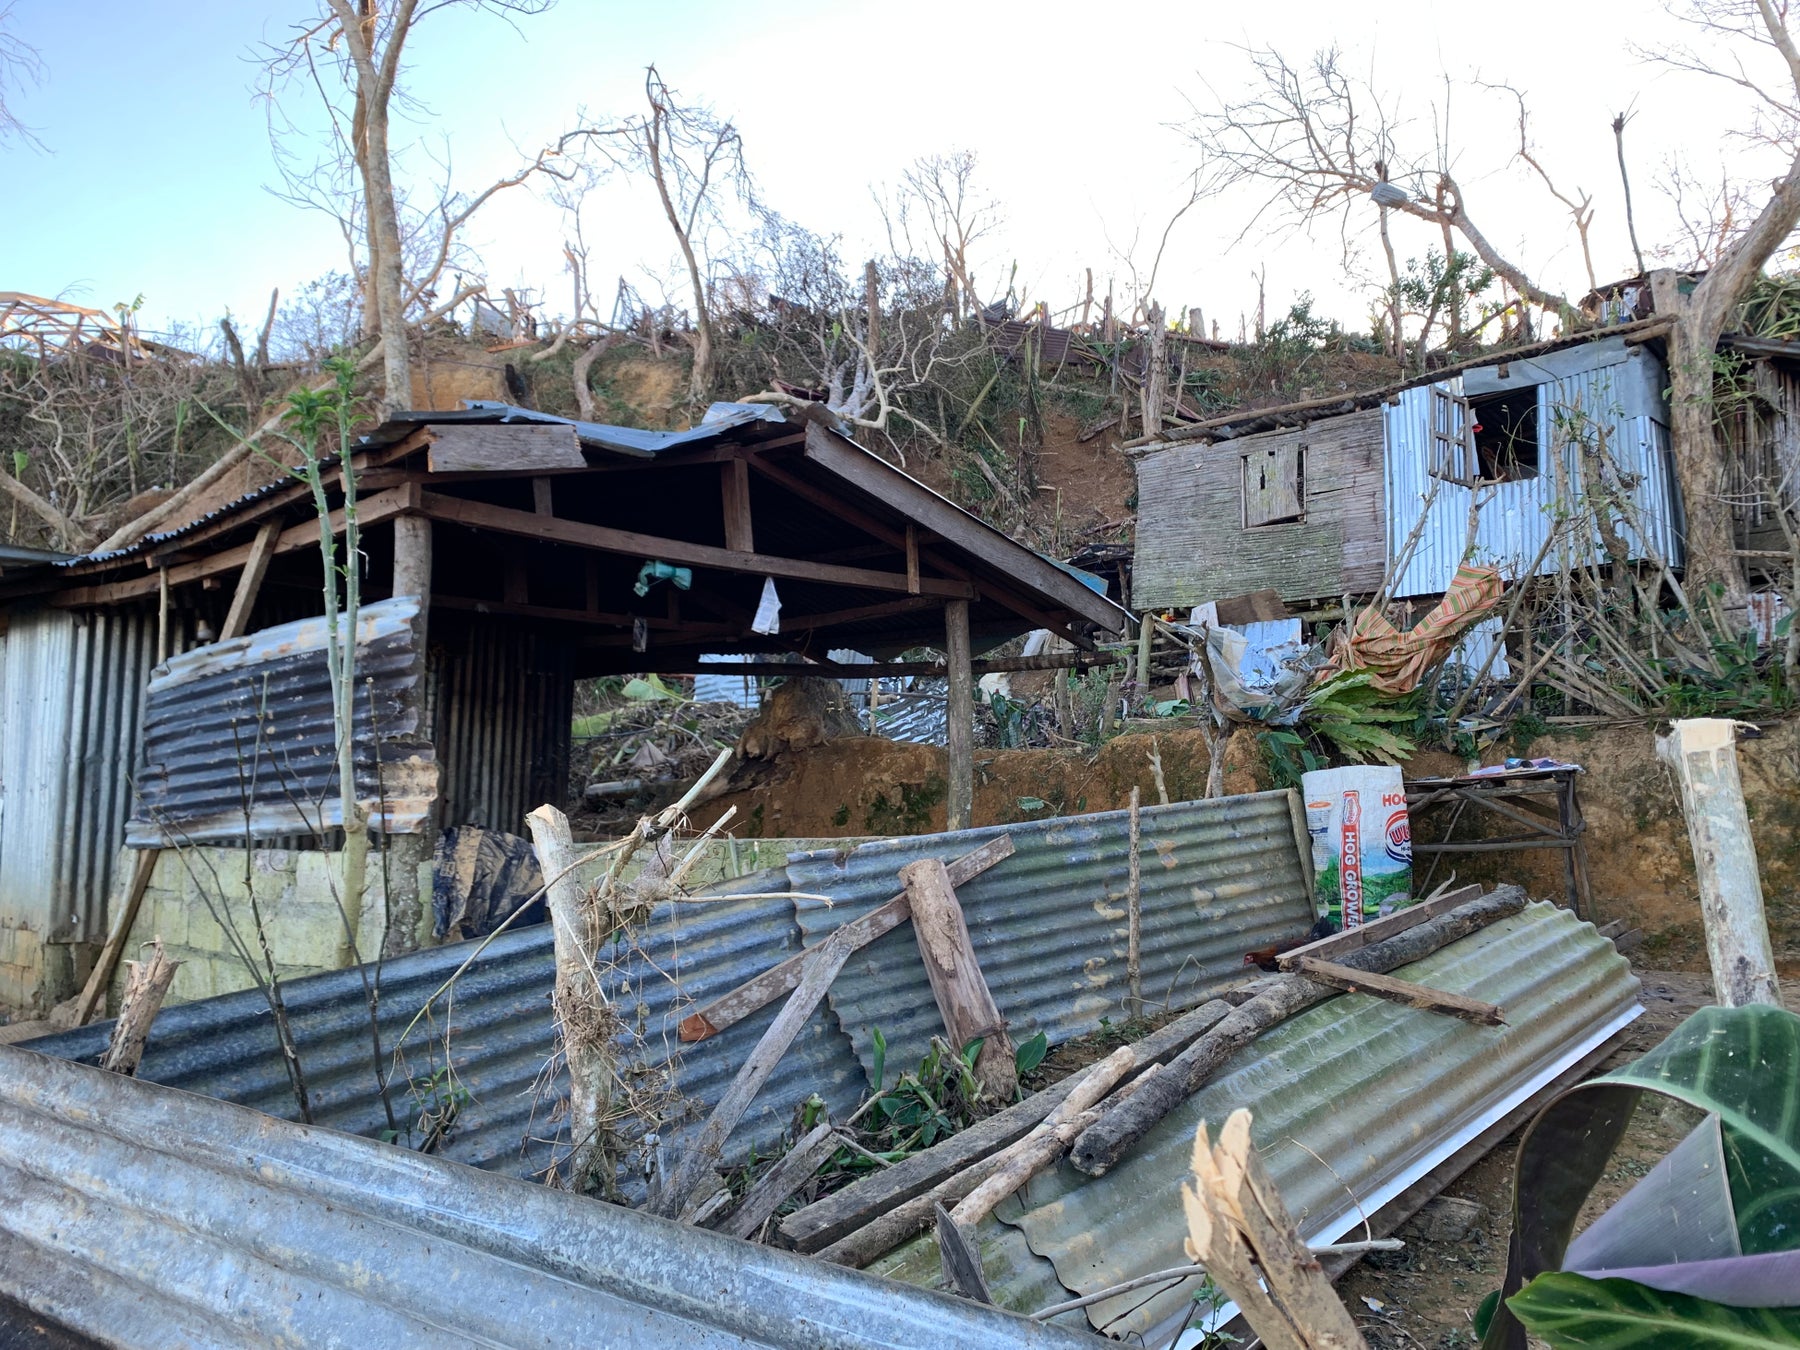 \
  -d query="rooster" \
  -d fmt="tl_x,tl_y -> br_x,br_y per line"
1243,916 -> 1341,972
